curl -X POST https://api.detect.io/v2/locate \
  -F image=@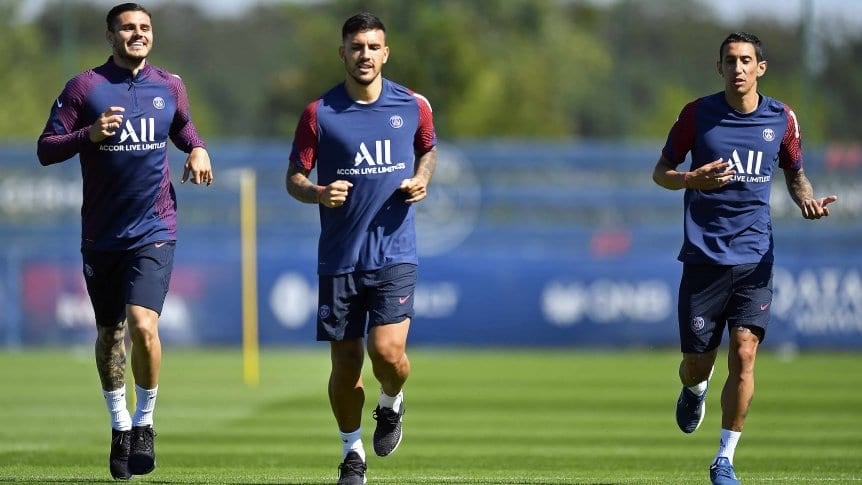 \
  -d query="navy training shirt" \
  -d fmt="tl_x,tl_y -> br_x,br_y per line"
290,79 -> 437,275
662,92 -> 803,265
37,56 -> 206,251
